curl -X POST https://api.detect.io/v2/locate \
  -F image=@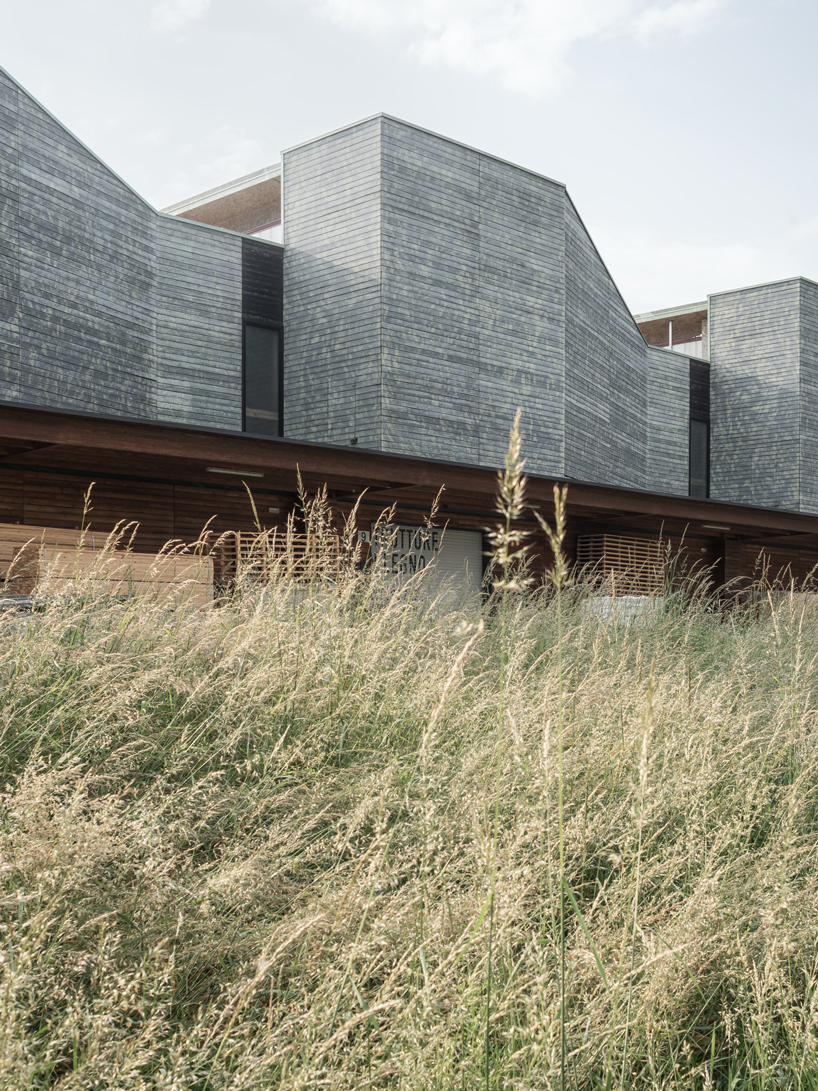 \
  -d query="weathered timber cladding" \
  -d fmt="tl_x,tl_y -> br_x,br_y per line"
282,118 -> 383,447
565,198 -> 646,488
800,281 -> 818,514
380,120 -> 481,463
646,346 -> 690,496
0,66 -> 245,431
710,280 -> 801,510
283,116 -> 571,475
282,114 -> 685,489
733,539 -> 818,585
0,465 -> 272,552
380,119 -> 565,470
0,73 -> 21,401
475,152 -> 564,472
154,216 -> 242,430
16,82 -> 156,416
